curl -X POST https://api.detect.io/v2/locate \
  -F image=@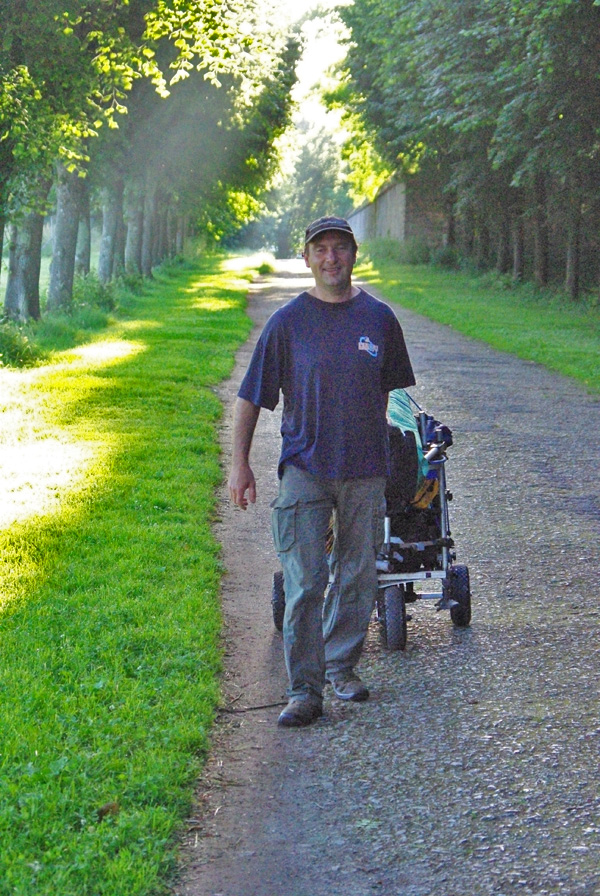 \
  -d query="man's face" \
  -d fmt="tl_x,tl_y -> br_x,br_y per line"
303,231 -> 357,294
